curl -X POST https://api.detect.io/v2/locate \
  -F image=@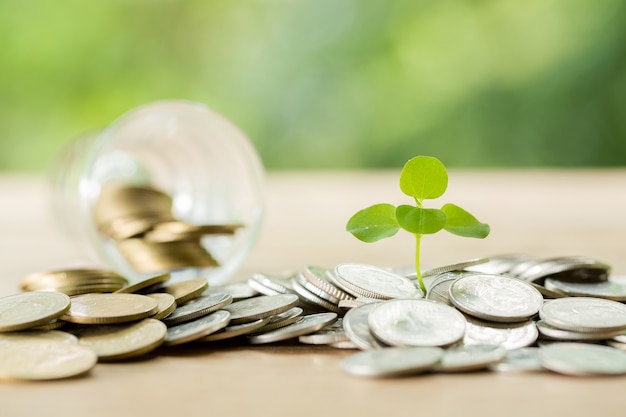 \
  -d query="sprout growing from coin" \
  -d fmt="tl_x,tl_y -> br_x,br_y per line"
346,155 -> 490,294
